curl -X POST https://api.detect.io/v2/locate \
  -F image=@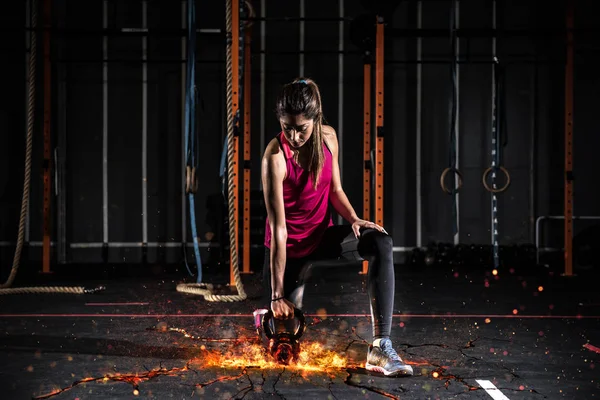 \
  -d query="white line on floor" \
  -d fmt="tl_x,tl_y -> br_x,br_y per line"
476,380 -> 510,400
